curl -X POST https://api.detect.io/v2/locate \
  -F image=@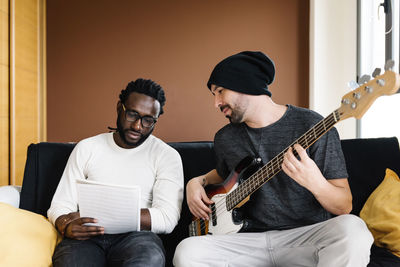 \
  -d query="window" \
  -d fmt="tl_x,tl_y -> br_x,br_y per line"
358,0 -> 400,139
